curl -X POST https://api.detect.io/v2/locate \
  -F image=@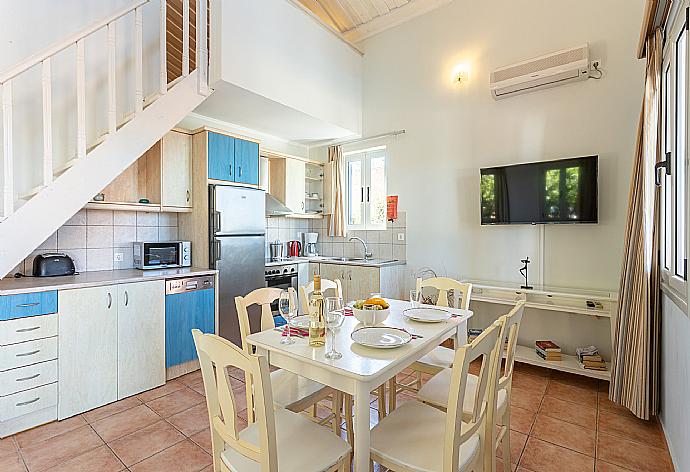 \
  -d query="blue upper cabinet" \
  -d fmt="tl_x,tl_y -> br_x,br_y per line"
234,139 -> 259,185
208,132 -> 235,181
